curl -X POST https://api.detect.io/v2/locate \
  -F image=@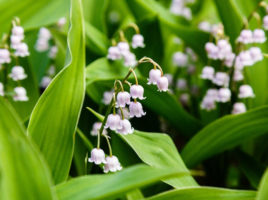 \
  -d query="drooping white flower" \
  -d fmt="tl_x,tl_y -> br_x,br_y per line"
57,17 -> 67,28
176,78 -> 187,90
200,66 -> 215,80
238,85 -> 255,98
253,29 -> 266,43
206,89 -> 219,102
103,155 -> 122,173
13,87 -> 28,101
0,82 -> 4,96
129,101 -> 146,118
117,42 -> 130,55
122,52 -> 137,67
233,70 -> 244,82
237,29 -> 253,44
217,39 -> 232,60
116,91 -> 131,107
198,21 -> 211,32
173,52 -> 188,67
40,76 -> 52,88
39,27 -> 51,40
9,66 -> 27,81
130,85 -> 145,100
88,148 -> 106,165
91,122 -> 107,136
105,114 -> 122,131
213,72 -> 230,87
48,65 -> 56,76
201,96 -> 216,111
157,76 -> 169,92
35,27 -> 51,52
102,90 -> 113,105
249,47 -> 263,63
0,49 -> 11,64
49,46 -> 58,59
263,15 -> 268,30
132,34 -> 145,48
205,42 -> 219,60
10,35 -> 22,49
218,88 -> 231,103
232,102 -> 246,114
107,46 -> 121,60
237,51 -> 254,67
14,43 -> 30,57
224,53 -> 235,67
12,26 -> 24,40
148,69 -> 161,85
117,119 -> 134,135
